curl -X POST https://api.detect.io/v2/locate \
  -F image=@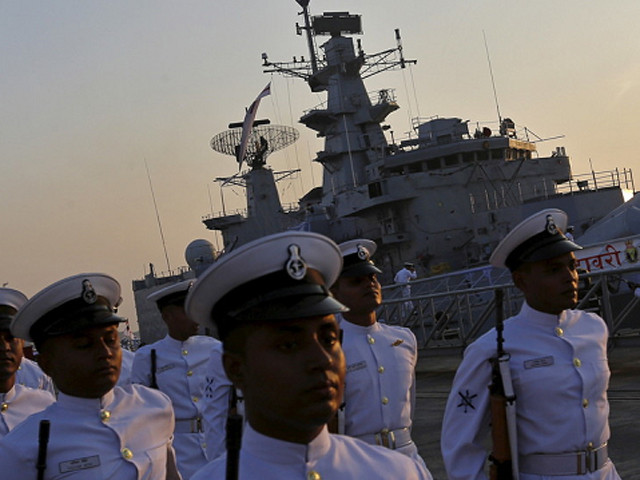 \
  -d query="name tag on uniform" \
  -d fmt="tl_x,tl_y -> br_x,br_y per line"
347,361 -> 367,373
523,356 -> 554,369
157,363 -> 176,374
59,455 -> 101,473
